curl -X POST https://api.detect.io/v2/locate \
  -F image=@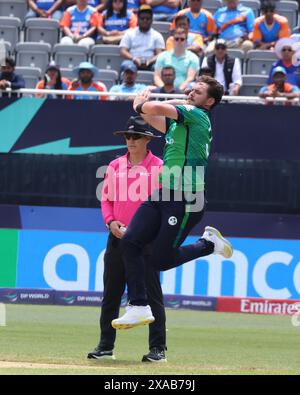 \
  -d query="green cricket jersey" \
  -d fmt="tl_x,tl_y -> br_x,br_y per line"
159,104 -> 212,192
